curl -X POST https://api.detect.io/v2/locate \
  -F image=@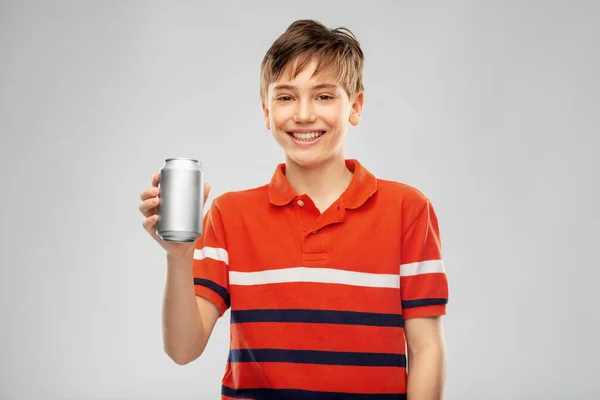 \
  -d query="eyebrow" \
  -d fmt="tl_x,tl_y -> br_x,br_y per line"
273,83 -> 339,91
